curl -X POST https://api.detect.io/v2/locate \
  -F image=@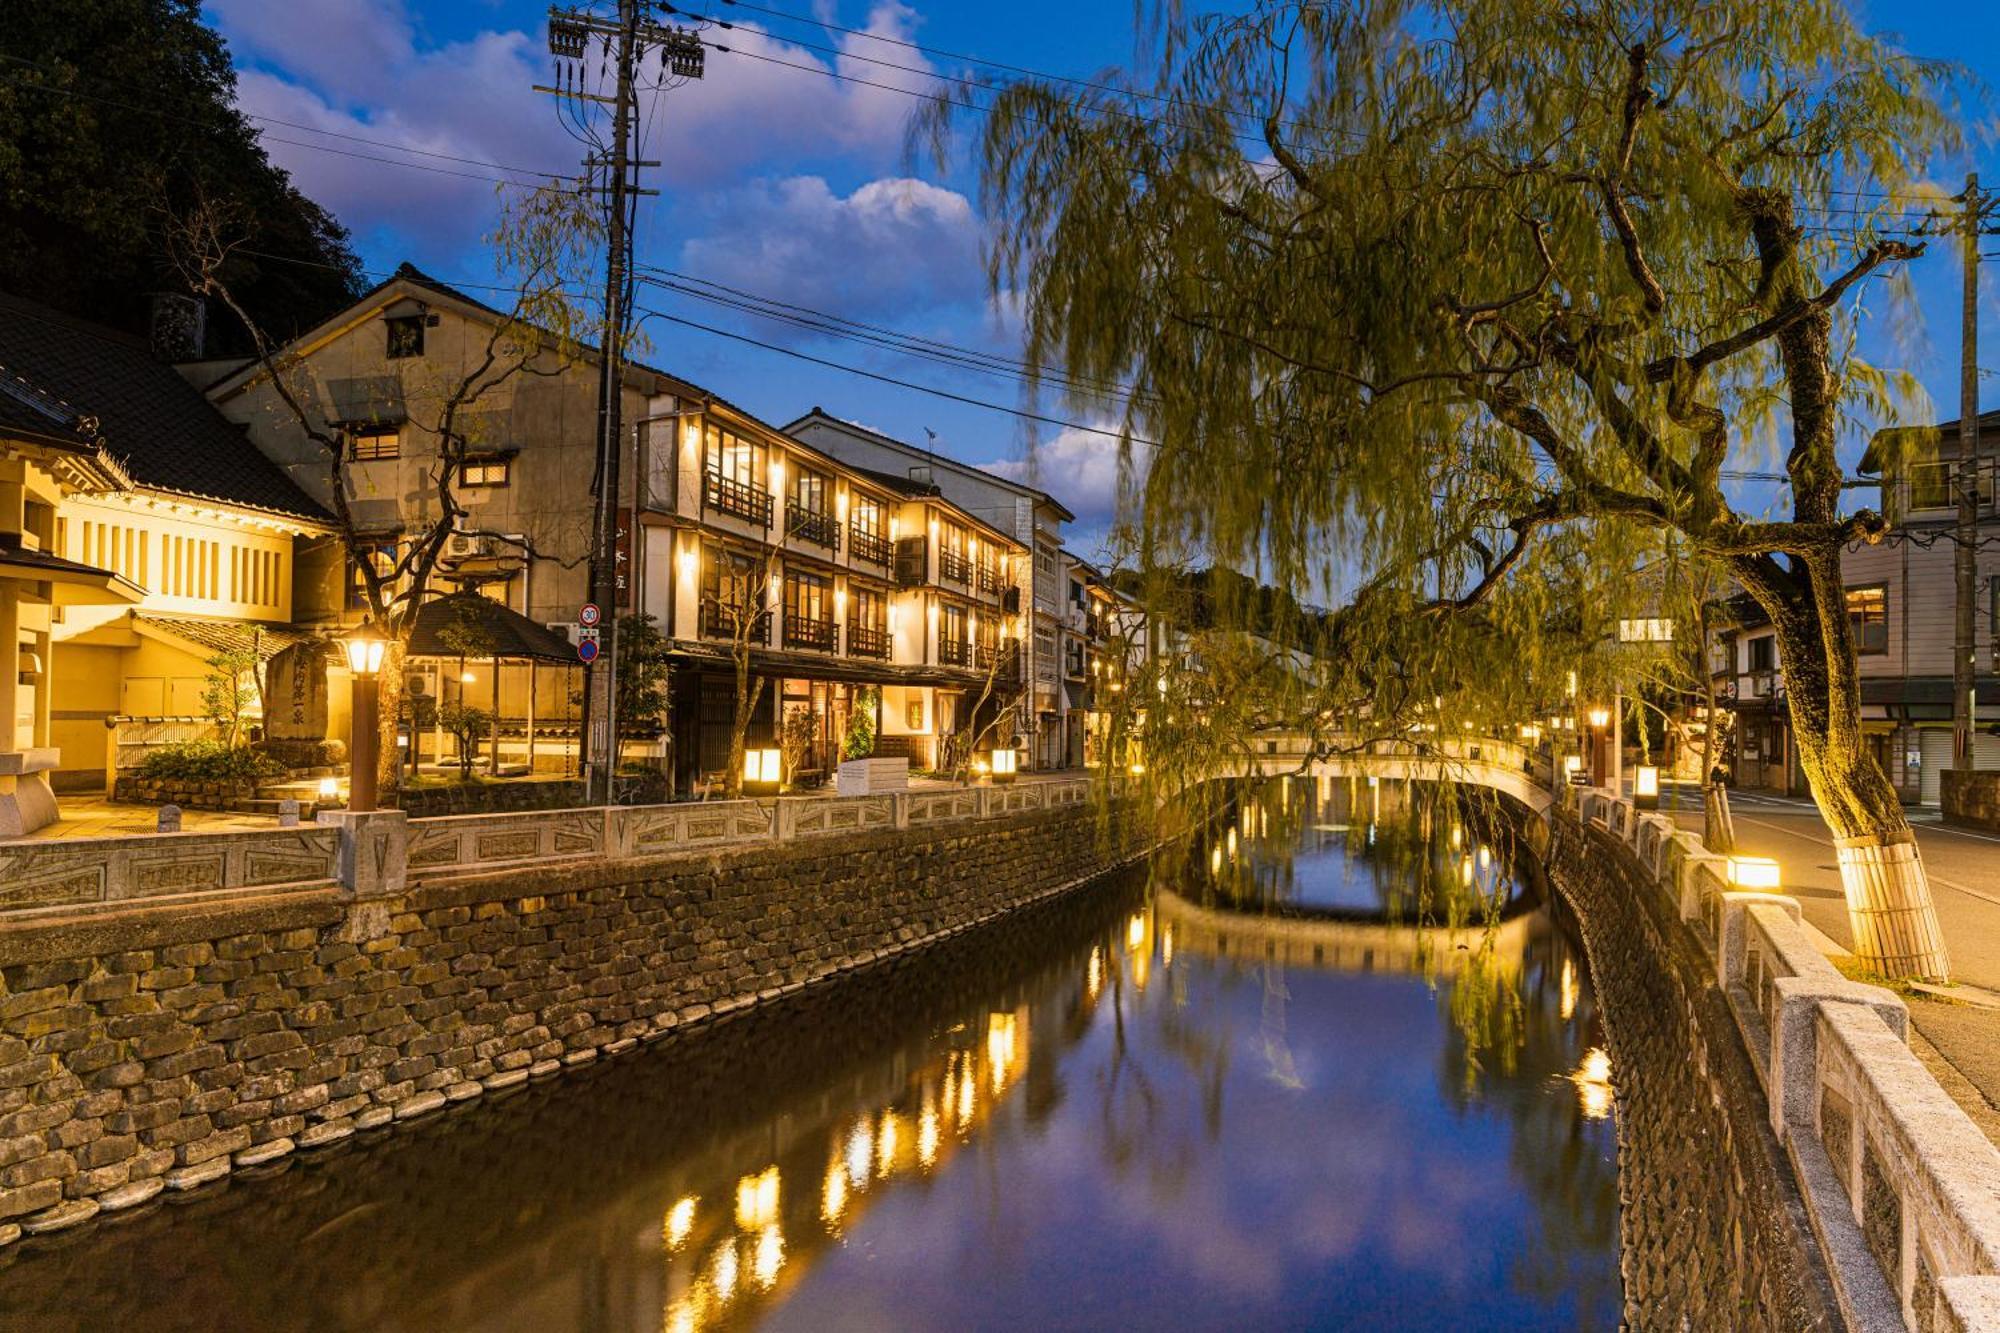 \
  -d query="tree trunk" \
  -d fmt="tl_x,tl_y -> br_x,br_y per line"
377,641 -> 406,802
1750,555 -> 1949,980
